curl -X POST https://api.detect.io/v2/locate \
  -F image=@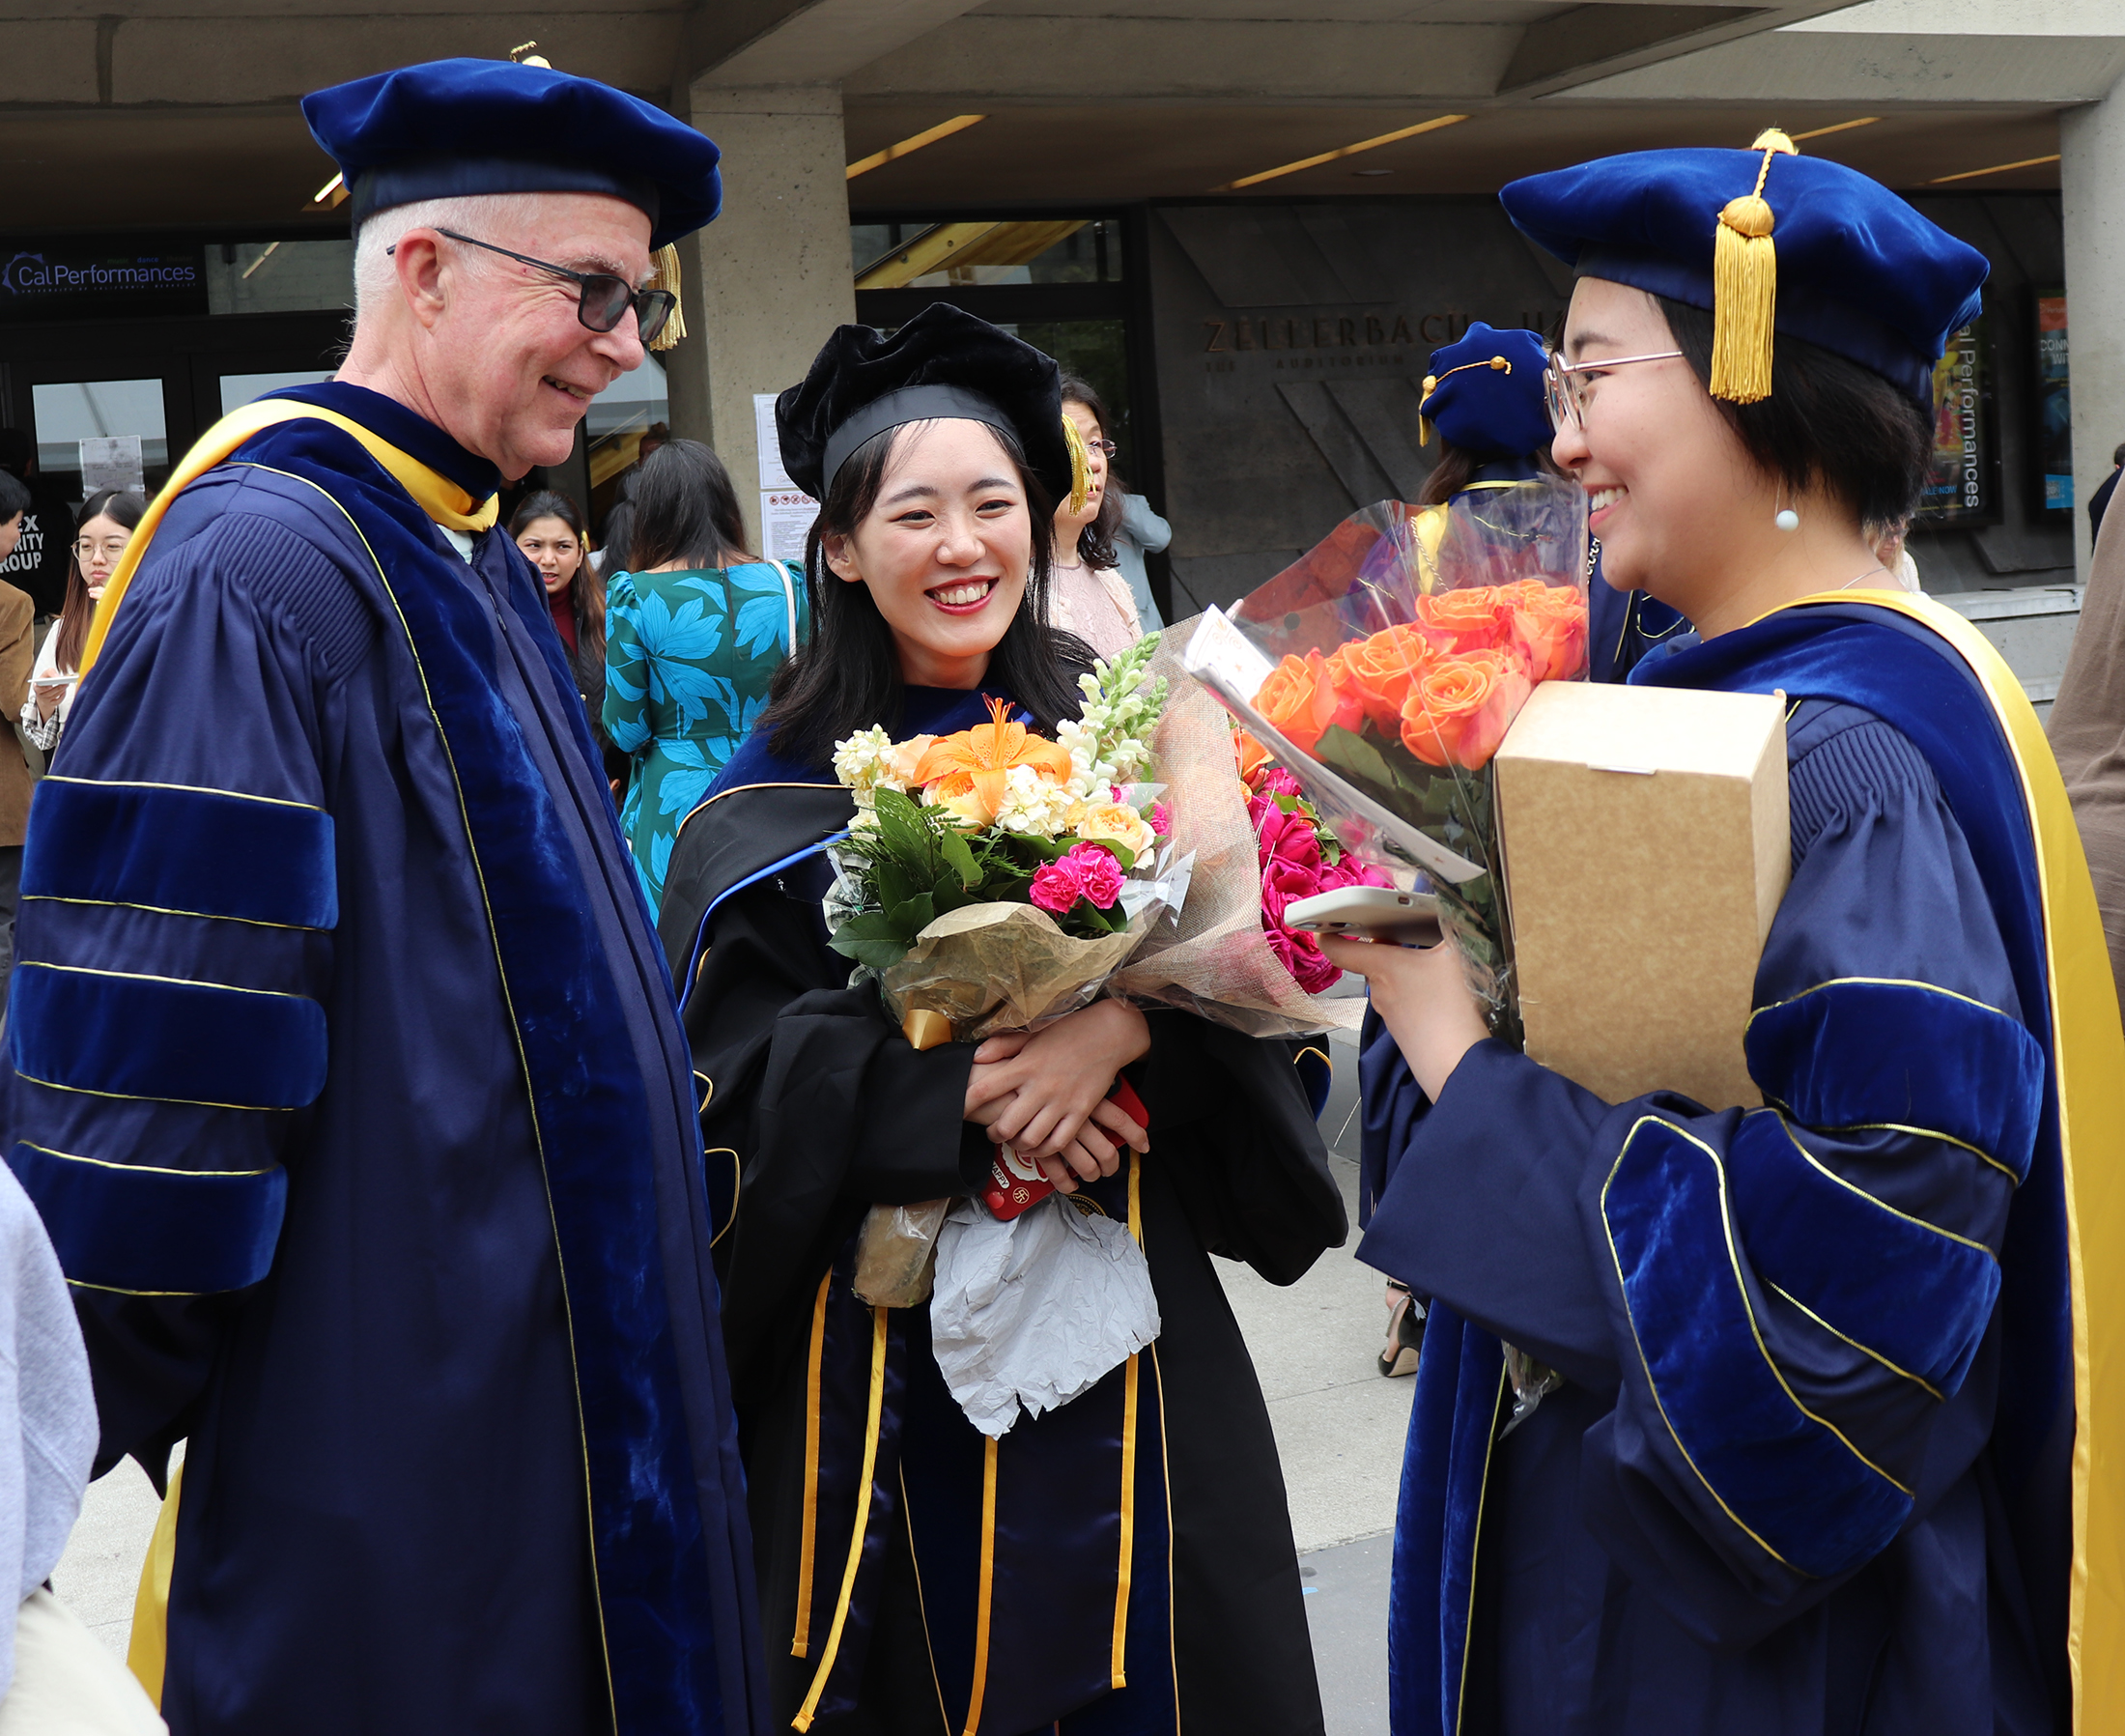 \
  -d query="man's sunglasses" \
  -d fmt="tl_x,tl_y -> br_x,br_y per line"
388,229 -> 675,345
